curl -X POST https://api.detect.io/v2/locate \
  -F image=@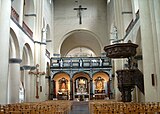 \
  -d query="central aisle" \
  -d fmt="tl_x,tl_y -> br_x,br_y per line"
69,101 -> 90,114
